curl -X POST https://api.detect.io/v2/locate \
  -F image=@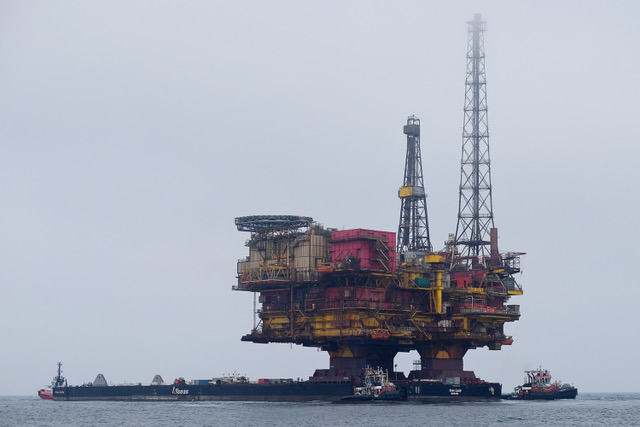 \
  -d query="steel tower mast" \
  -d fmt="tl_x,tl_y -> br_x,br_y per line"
397,115 -> 432,259
454,13 -> 494,258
